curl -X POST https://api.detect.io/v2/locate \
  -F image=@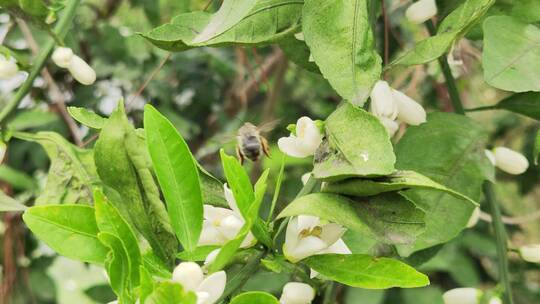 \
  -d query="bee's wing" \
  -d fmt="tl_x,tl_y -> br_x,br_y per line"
257,119 -> 282,133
